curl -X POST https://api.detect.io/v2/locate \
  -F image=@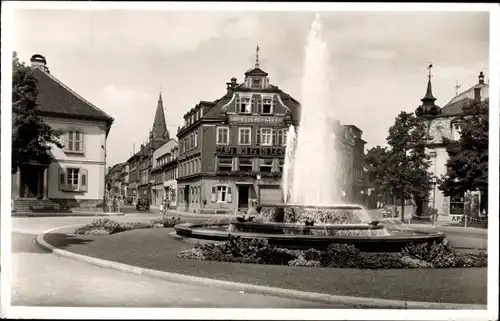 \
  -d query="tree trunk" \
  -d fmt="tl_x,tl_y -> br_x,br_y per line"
400,194 -> 405,223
